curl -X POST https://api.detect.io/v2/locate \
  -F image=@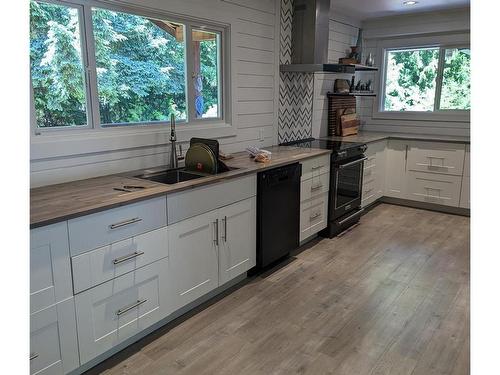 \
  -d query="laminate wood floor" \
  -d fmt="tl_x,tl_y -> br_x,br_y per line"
87,203 -> 470,375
